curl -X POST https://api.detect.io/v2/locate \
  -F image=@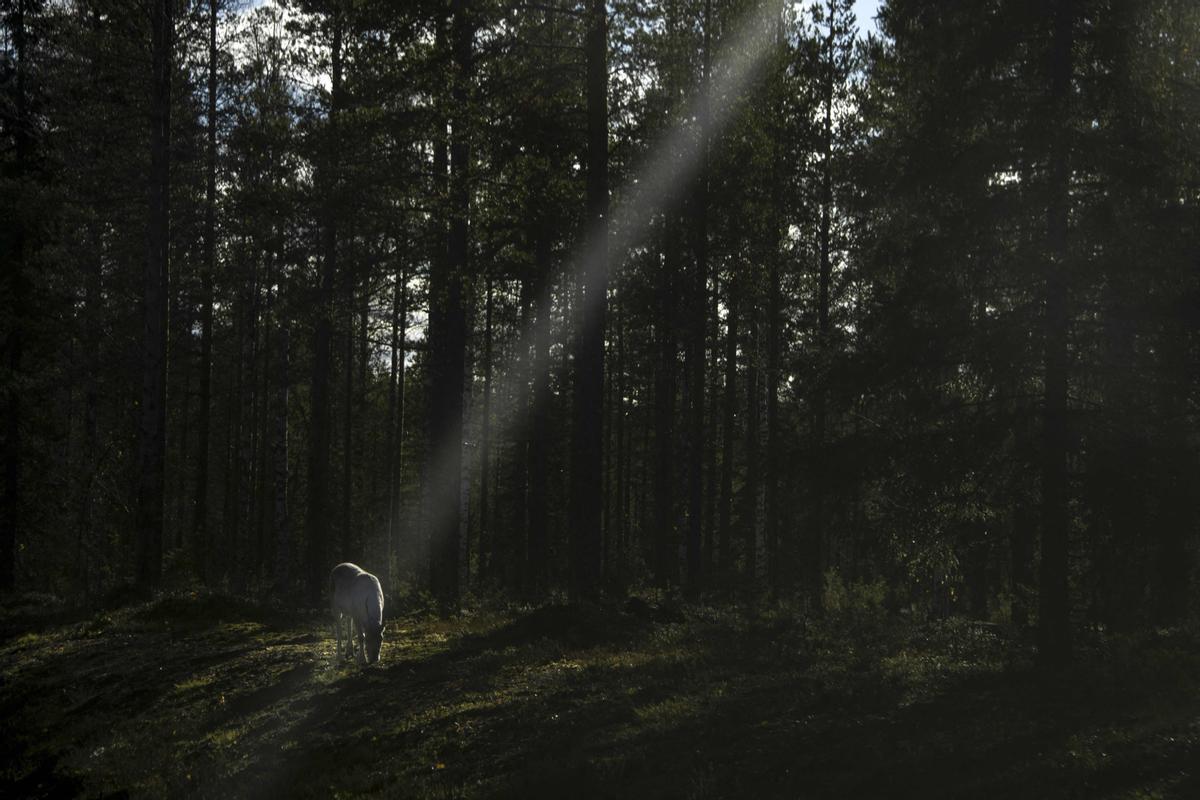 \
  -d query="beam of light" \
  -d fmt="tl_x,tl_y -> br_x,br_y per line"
399,0 -> 785,593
